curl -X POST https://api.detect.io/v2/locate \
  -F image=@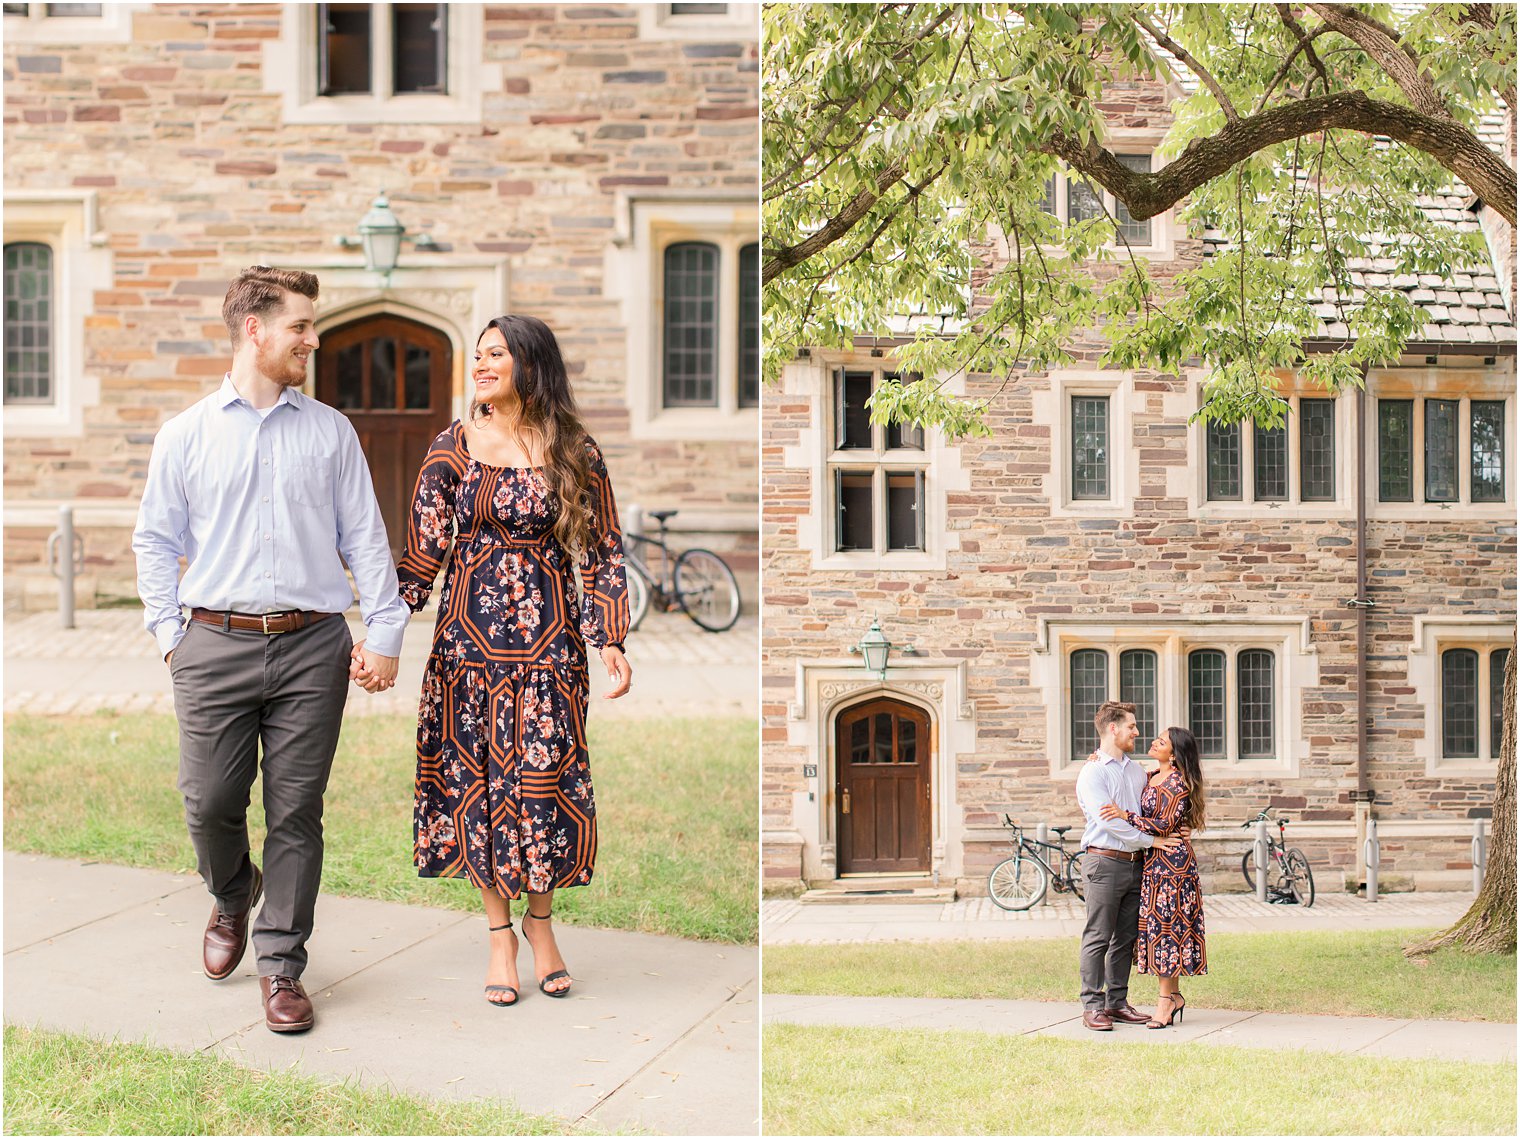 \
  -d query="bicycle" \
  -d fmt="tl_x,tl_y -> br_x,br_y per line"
622,509 -> 742,633
987,814 -> 1086,910
1239,808 -> 1315,906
